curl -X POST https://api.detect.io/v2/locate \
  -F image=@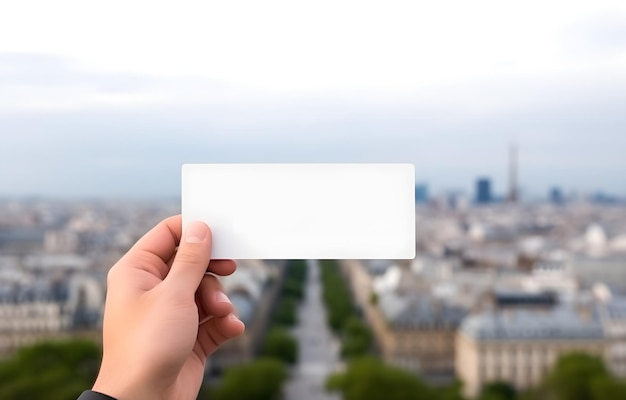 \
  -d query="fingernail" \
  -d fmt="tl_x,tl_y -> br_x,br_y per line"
229,313 -> 239,321
215,291 -> 231,304
185,221 -> 209,243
